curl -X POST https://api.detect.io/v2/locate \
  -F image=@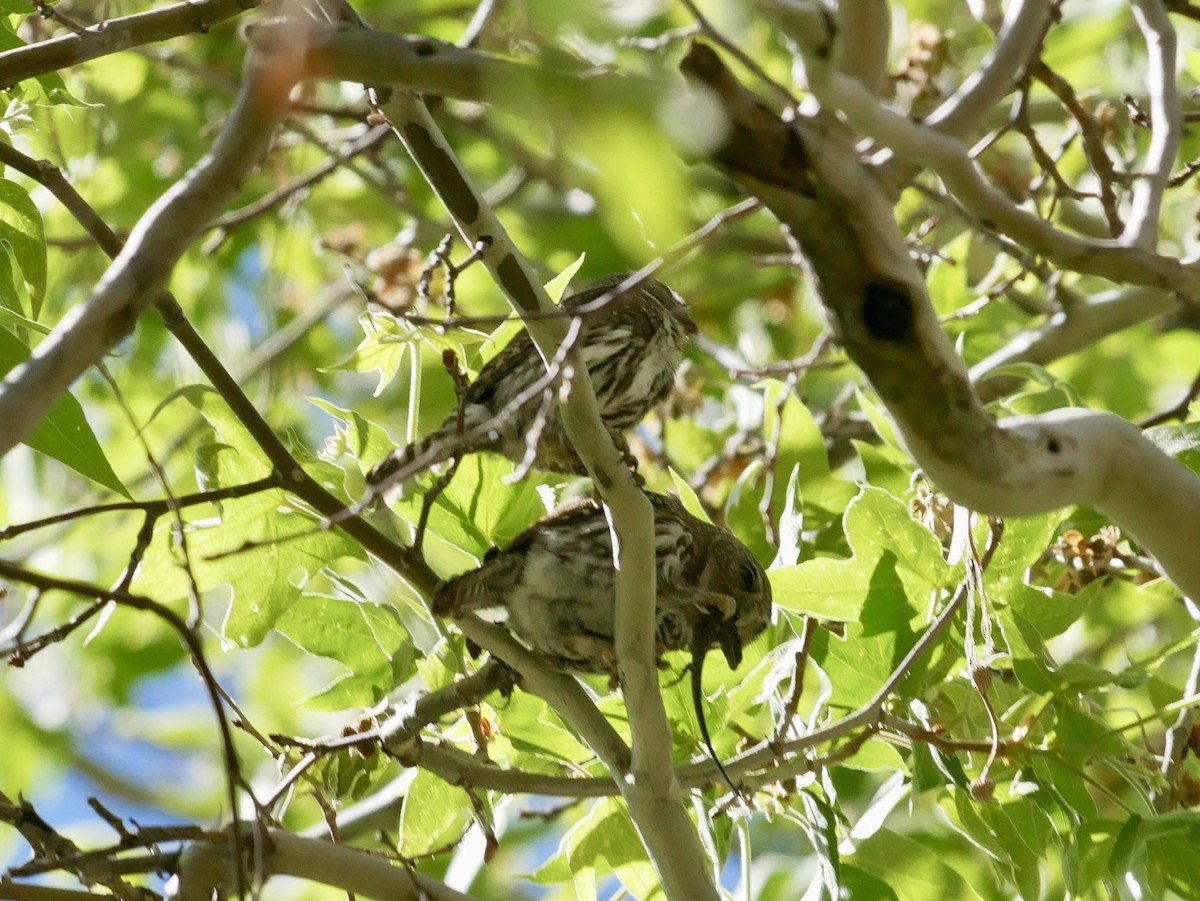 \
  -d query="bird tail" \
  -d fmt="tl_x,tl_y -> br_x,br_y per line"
365,419 -> 482,492
433,553 -> 519,617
